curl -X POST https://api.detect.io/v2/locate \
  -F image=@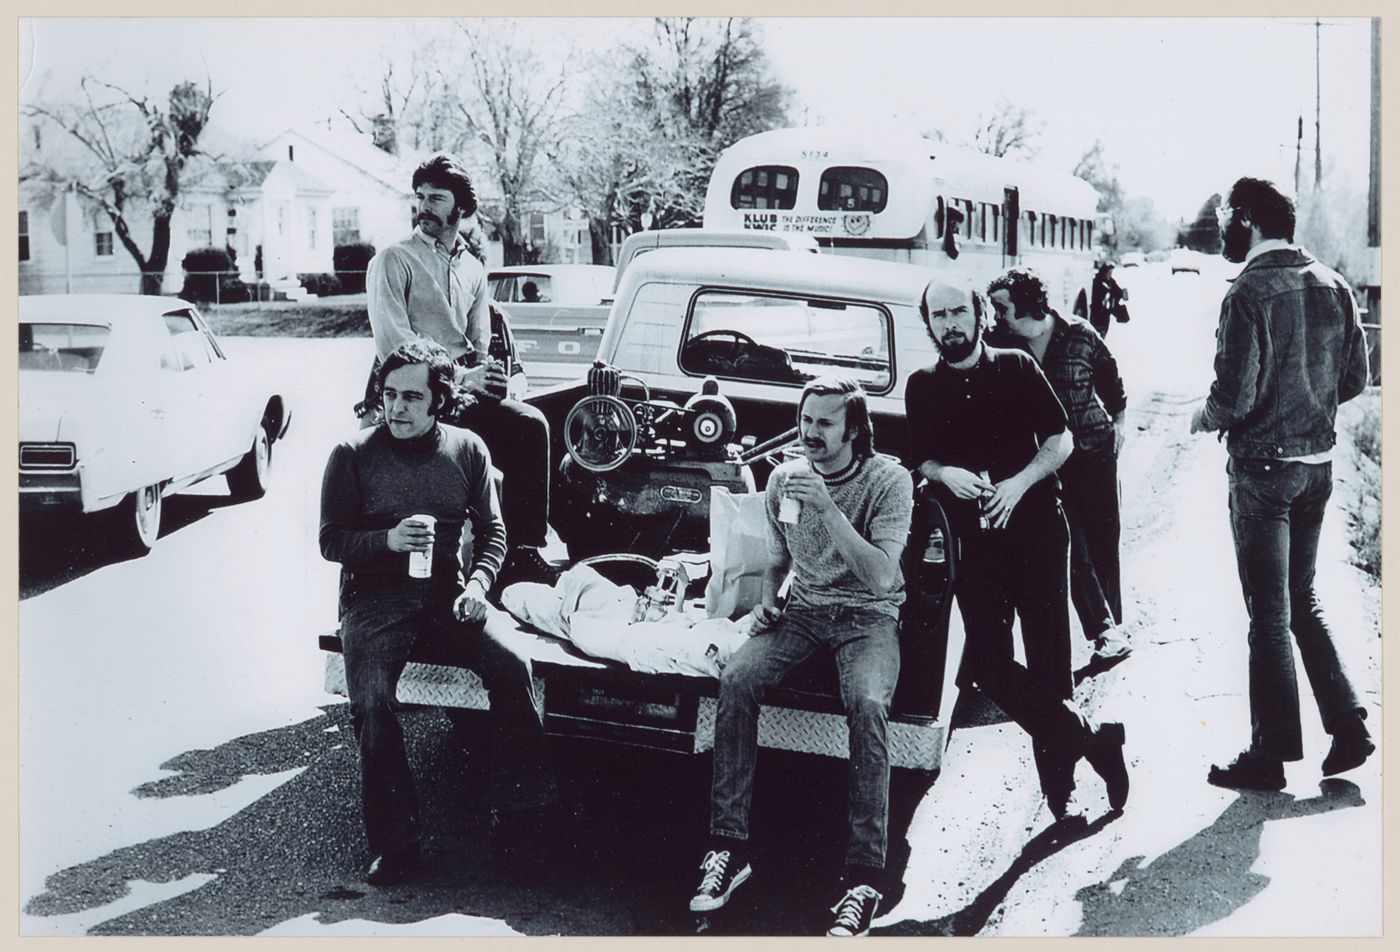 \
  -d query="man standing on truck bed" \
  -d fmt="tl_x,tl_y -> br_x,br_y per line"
322,340 -> 556,885
362,151 -> 555,589
1191,176 -> 1373,791
905,279 -> 1129,825
688,376 -> 913,938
